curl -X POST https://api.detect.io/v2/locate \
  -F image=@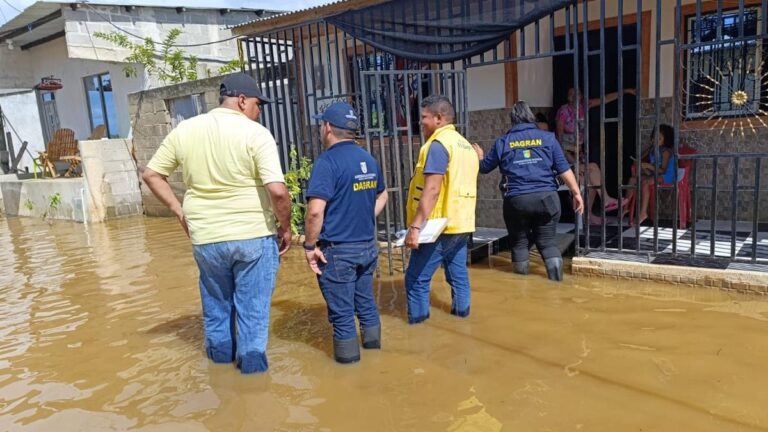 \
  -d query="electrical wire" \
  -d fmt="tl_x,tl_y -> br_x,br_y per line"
79,1 -> 245,48
1,0 -> 21,14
